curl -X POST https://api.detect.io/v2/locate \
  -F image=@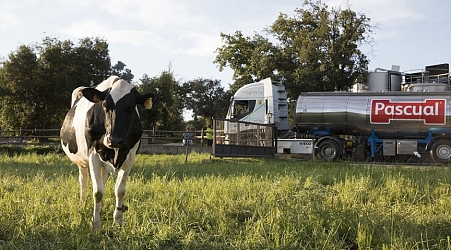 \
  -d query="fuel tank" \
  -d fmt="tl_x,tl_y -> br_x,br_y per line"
295,91 -> 451,138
